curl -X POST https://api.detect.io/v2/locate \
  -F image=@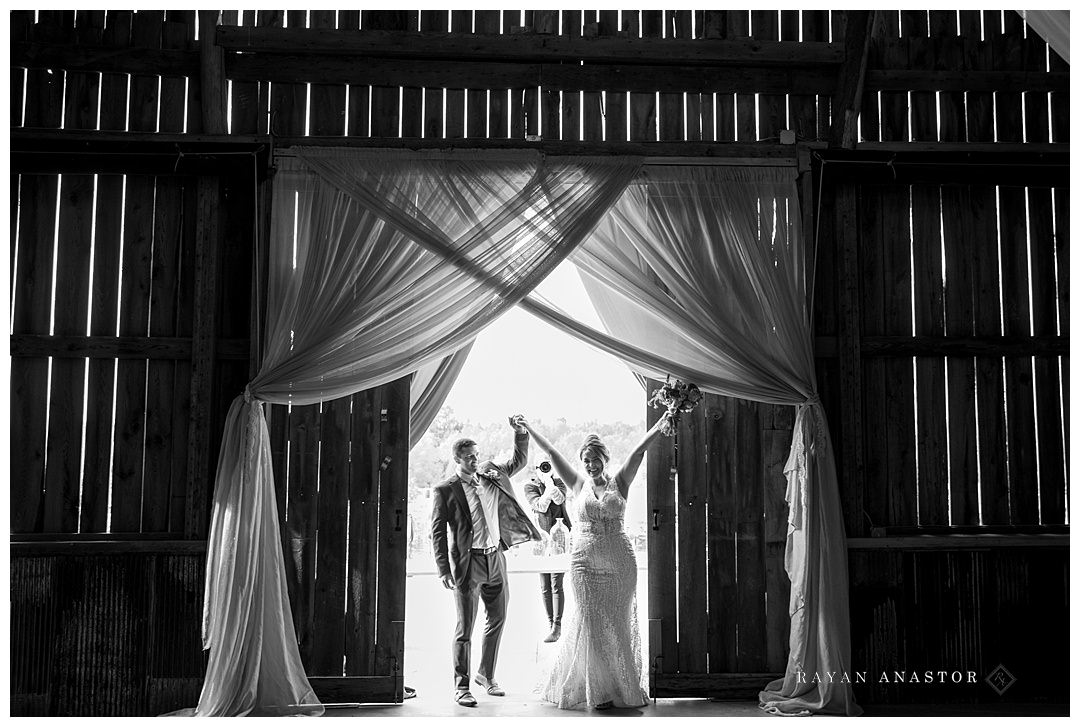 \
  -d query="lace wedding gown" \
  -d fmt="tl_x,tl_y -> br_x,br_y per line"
538,474 -> 648,709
